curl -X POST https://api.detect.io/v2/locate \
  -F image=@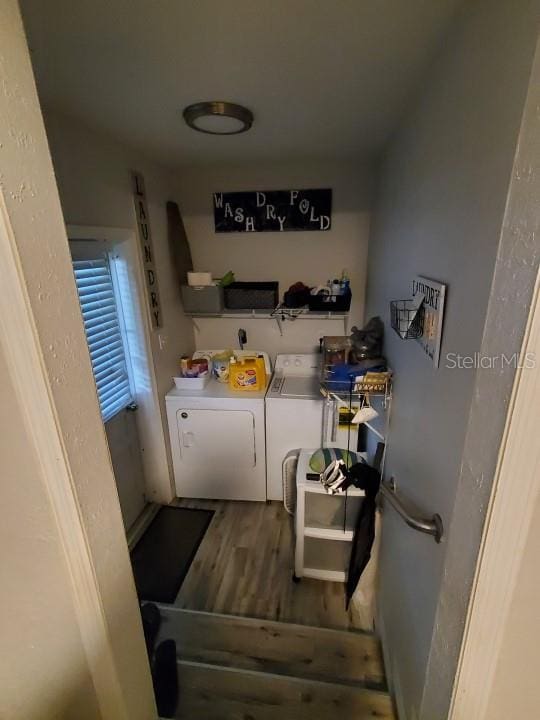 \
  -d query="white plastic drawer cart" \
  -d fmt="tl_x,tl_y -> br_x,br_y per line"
293,449 -> 366,582
293,369 -> 392,584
